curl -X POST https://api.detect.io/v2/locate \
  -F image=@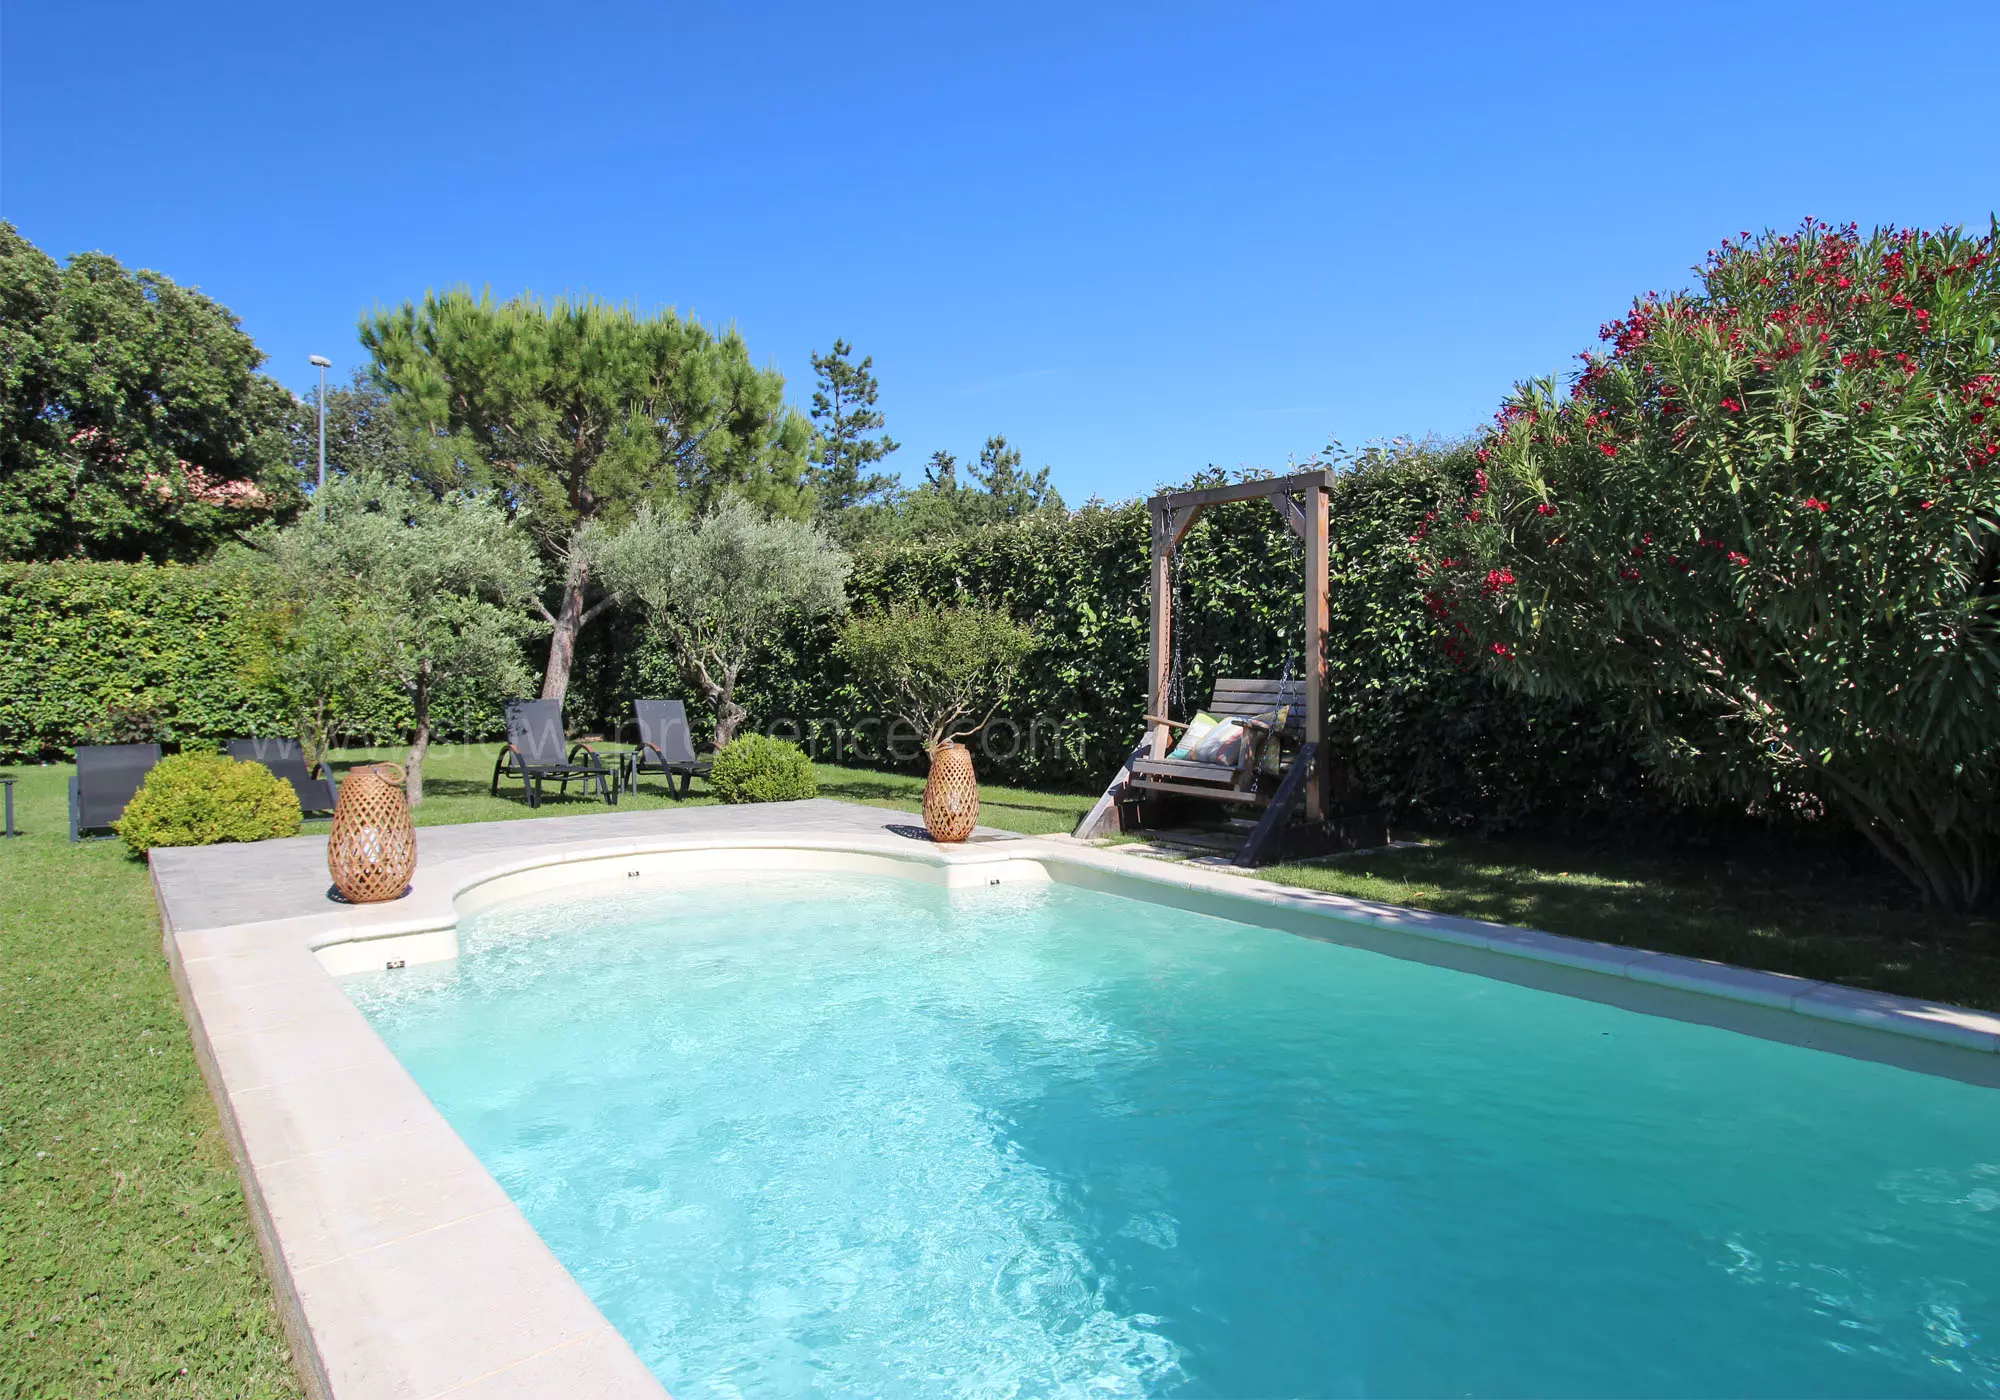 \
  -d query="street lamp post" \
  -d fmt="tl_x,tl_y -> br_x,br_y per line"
308,354 -> 332,505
